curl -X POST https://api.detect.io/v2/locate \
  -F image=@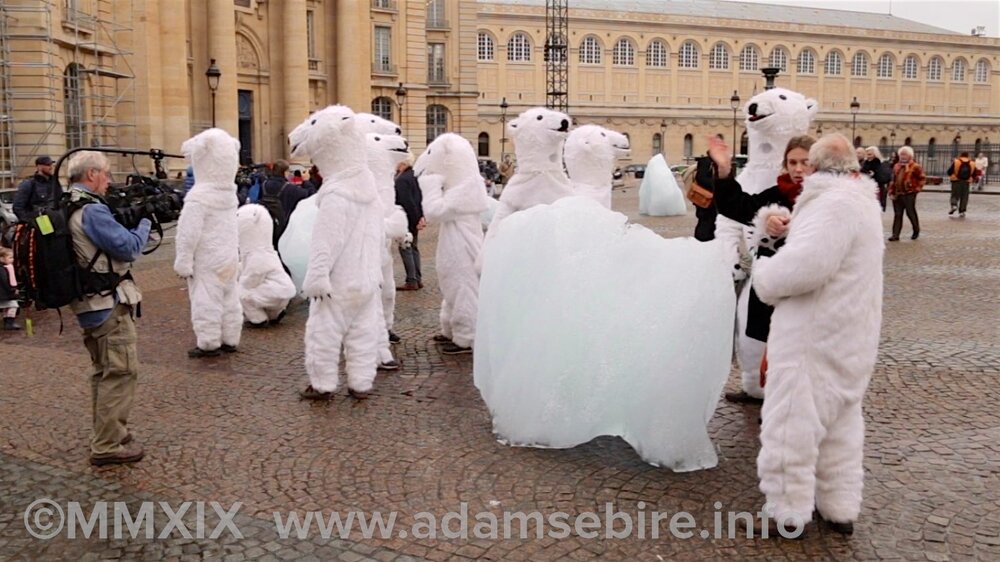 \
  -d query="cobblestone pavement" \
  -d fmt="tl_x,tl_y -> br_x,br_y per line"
1,188 -> 998,561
